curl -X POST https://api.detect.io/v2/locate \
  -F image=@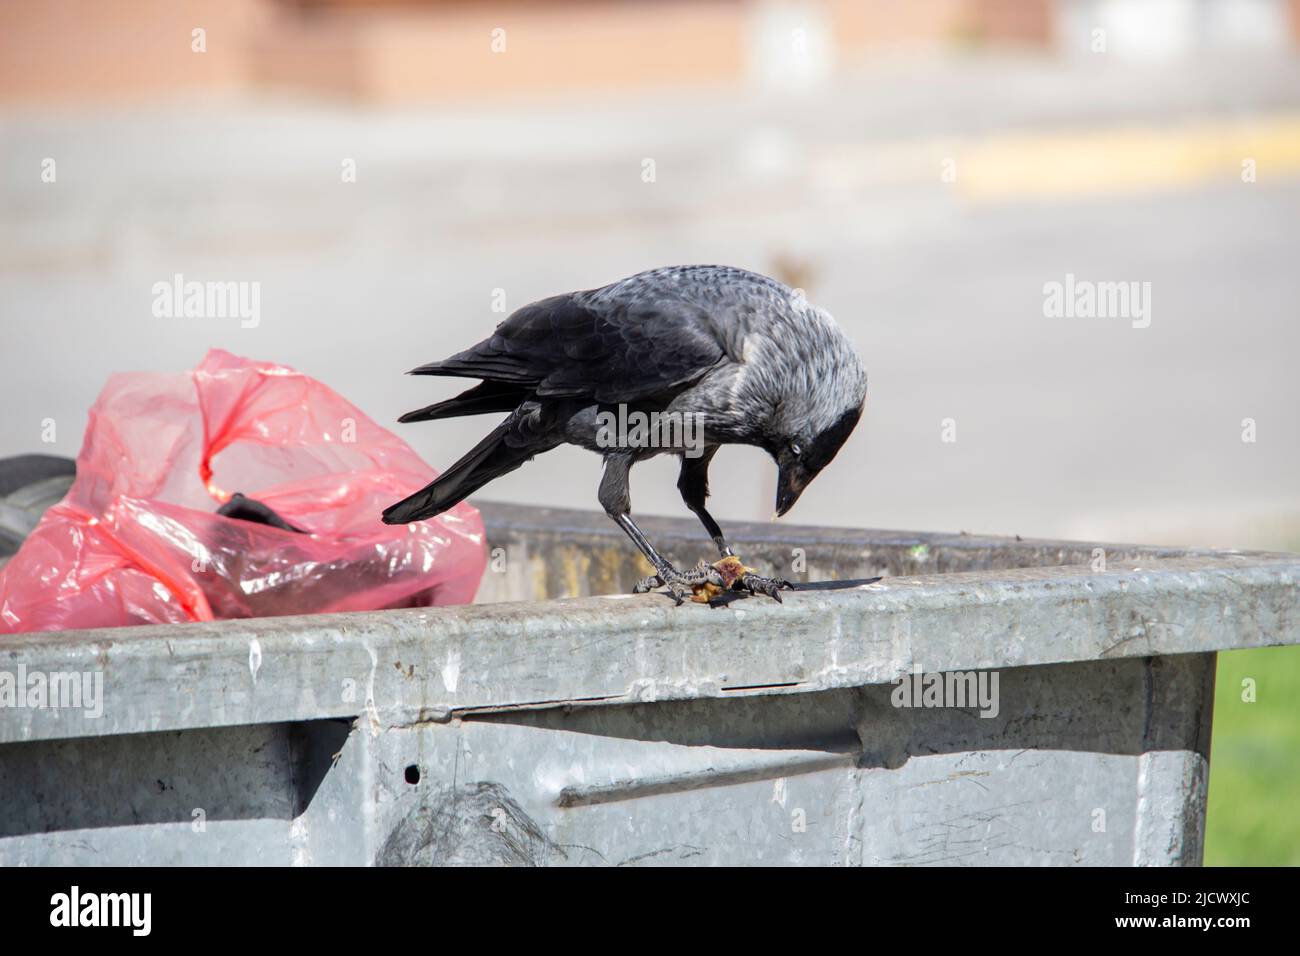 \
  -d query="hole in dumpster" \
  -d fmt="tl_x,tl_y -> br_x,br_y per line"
405,764 -> 421,785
